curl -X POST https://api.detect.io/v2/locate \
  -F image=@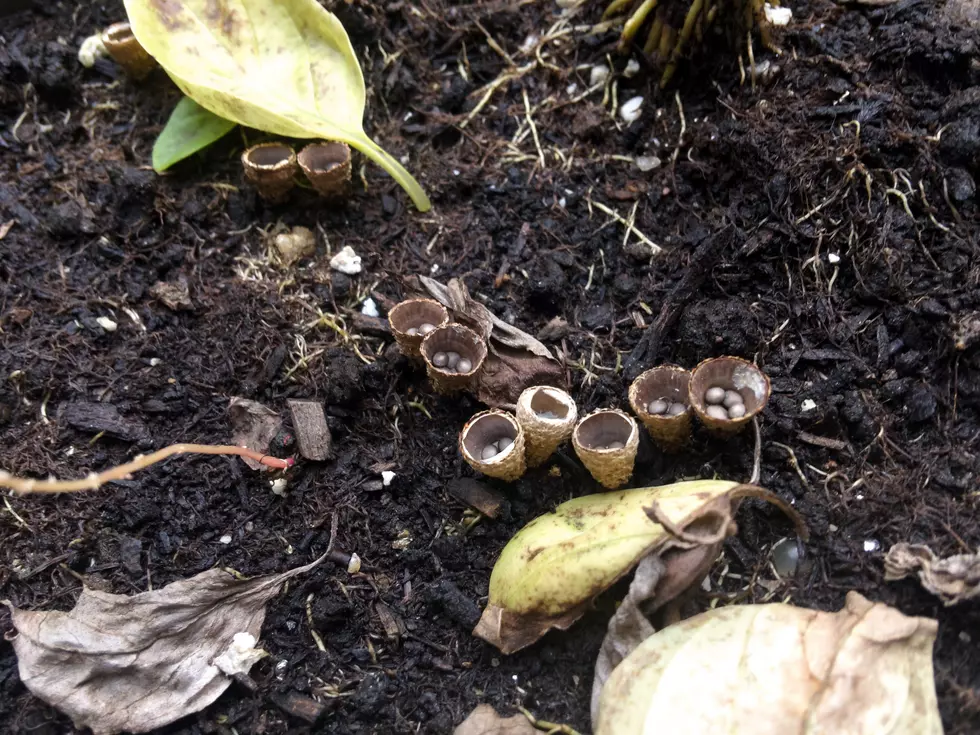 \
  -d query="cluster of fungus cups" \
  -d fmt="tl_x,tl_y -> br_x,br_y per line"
241,141 -> 352,202
572,409 -> 639,489
689,356 -> 771,435
459,410 -> 526,482
628,366 -> 692,451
